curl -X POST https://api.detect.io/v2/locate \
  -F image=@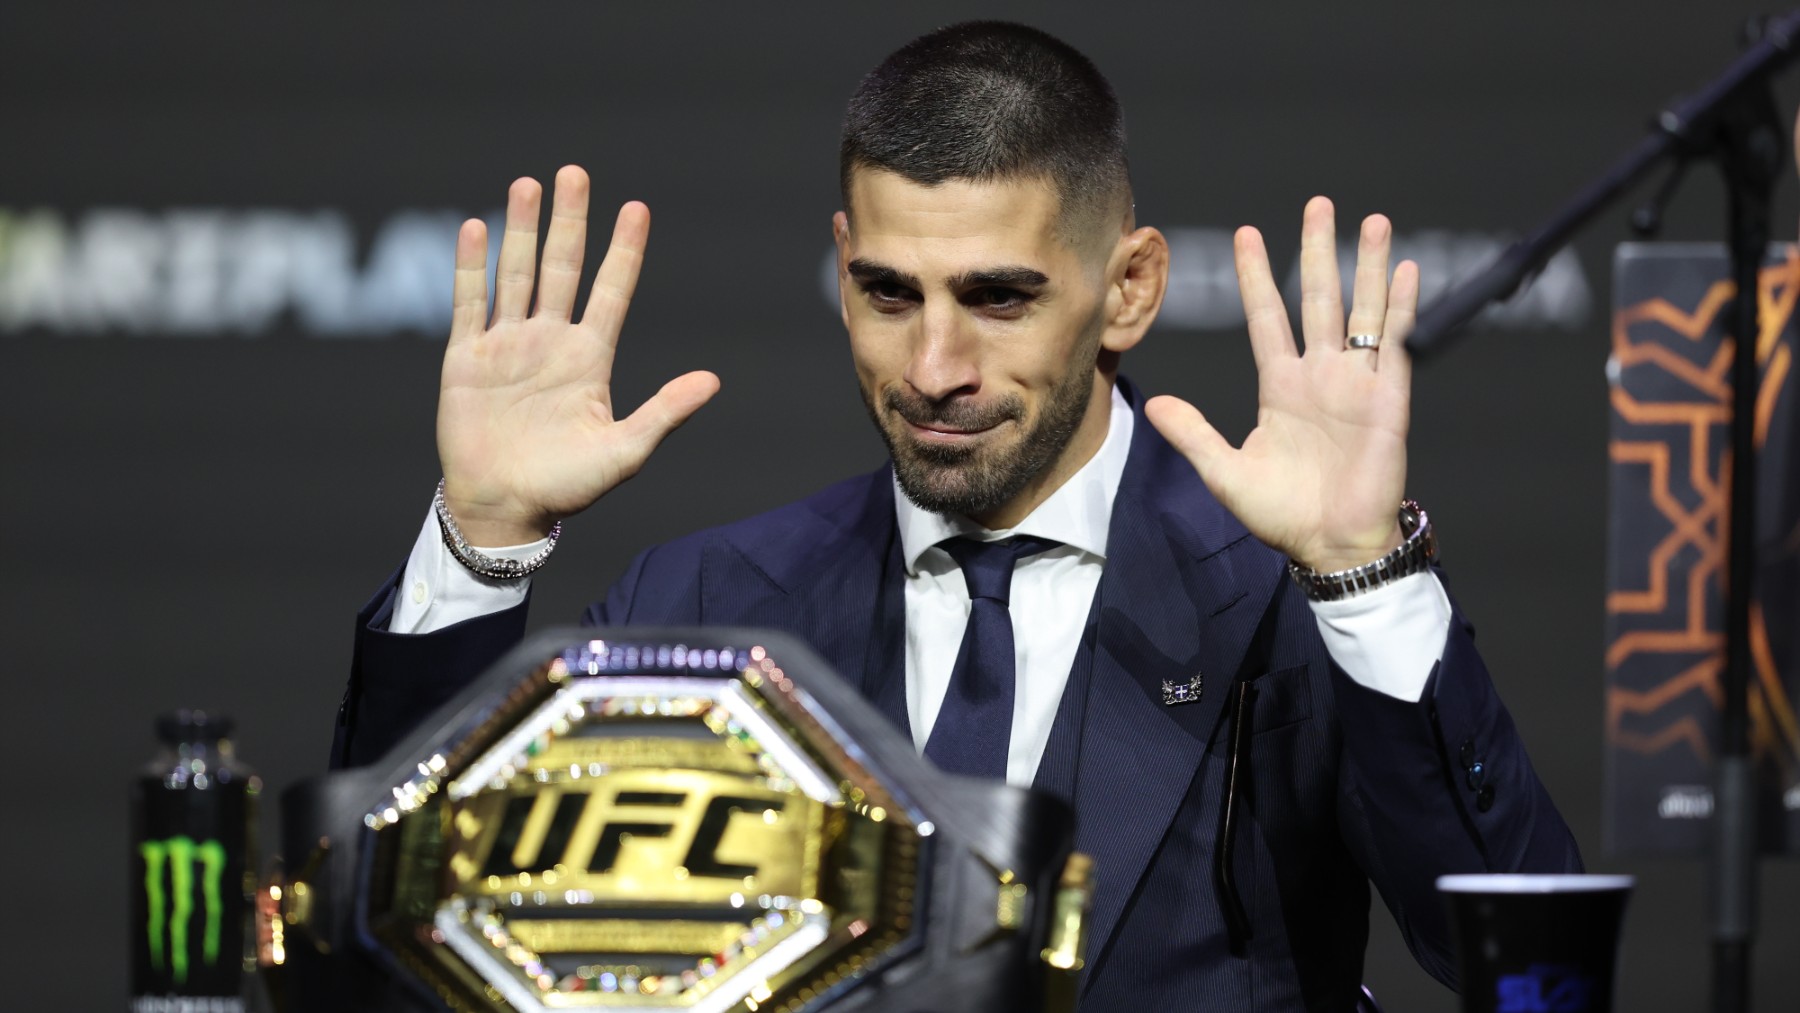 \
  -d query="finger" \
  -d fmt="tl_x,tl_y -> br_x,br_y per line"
1298,195 -> 1344,355
1144,394 -> 1241,498
1233,225 -> 1298,369
1344,214 -> 1392,365
1380,259 -> 1420,393
492,177 -> 542,323
534,166 -> 590,321
615,370 -> 722,473
580,201 -> 651,344
450,218 -> 489,342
